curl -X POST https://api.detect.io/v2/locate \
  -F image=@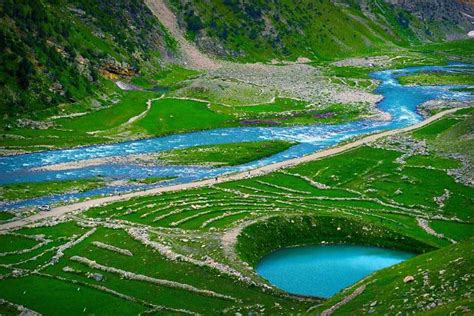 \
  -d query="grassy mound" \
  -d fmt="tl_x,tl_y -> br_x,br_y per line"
398,72 -> 474,86
0,178 -> 105,202
156,140 -> 295,166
